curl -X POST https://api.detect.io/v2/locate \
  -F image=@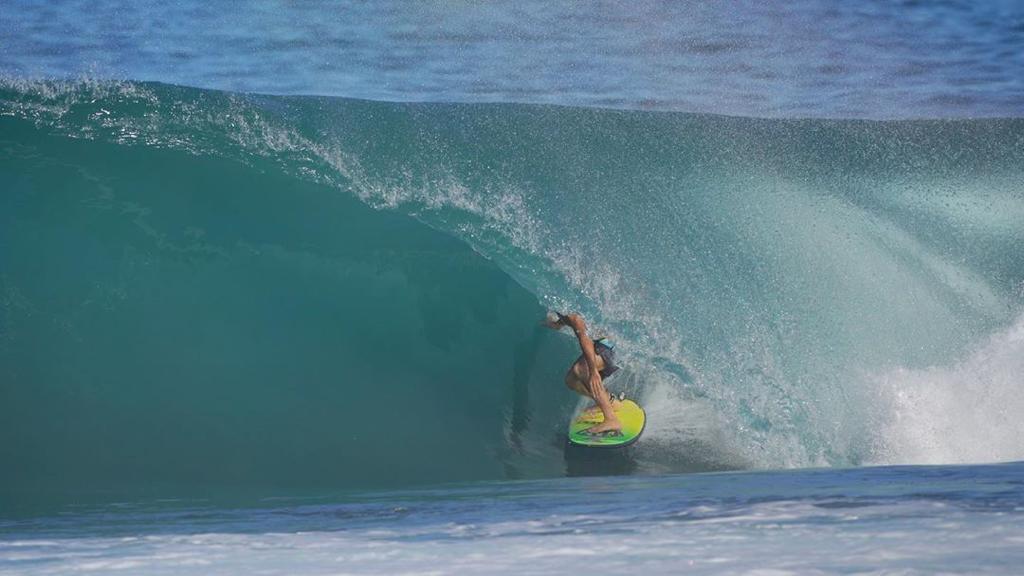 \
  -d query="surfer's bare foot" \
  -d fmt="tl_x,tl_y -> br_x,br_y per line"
586,417 -> 622,435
